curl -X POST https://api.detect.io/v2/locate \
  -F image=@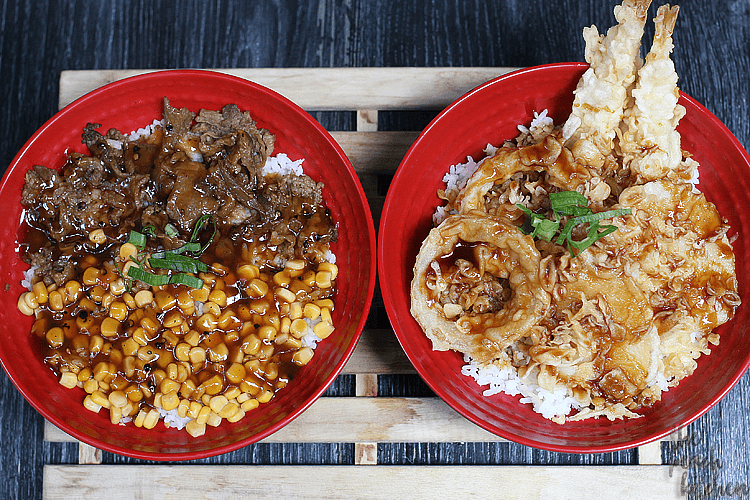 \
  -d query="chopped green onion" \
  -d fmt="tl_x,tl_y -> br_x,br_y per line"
168,273 -> 204,288
126,266 -> 169,286
127,230 -> 147,250
517,191 -> 632,257
149,253 -> 209,274
143,225 -> 156,236
165,223 -> 179,238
